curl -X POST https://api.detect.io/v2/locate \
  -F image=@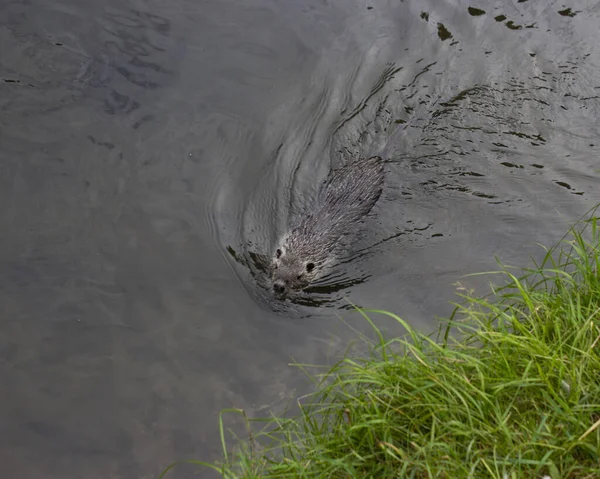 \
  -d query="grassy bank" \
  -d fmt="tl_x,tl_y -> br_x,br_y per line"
163,214 -> 600,478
